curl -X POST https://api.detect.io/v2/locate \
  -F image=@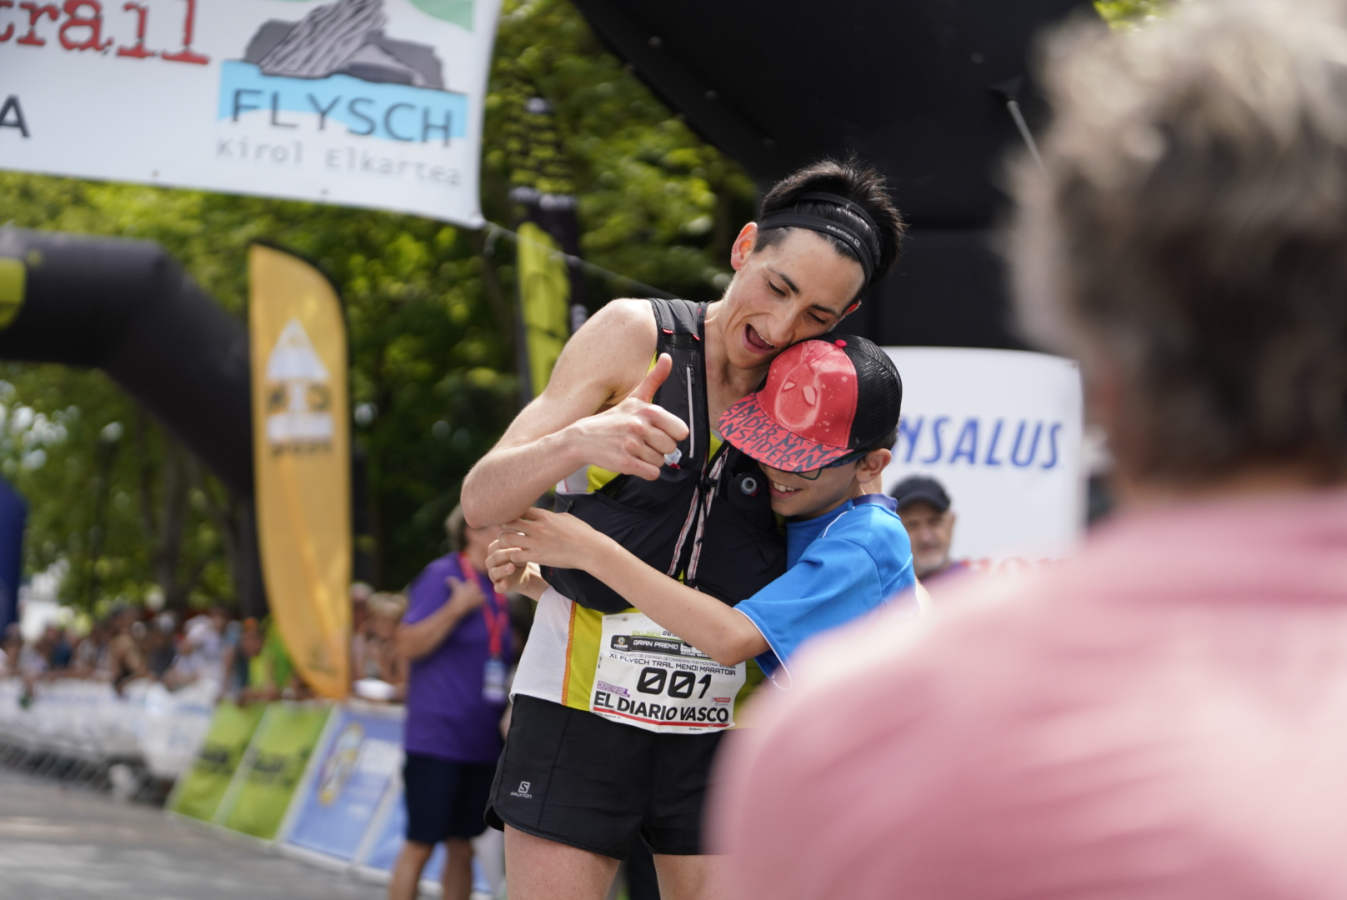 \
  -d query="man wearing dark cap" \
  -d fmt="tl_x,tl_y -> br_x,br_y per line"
889,475 -> 967,583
